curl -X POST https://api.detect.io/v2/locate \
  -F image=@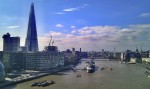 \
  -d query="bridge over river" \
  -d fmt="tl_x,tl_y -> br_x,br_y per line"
3,59 -> 150,89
